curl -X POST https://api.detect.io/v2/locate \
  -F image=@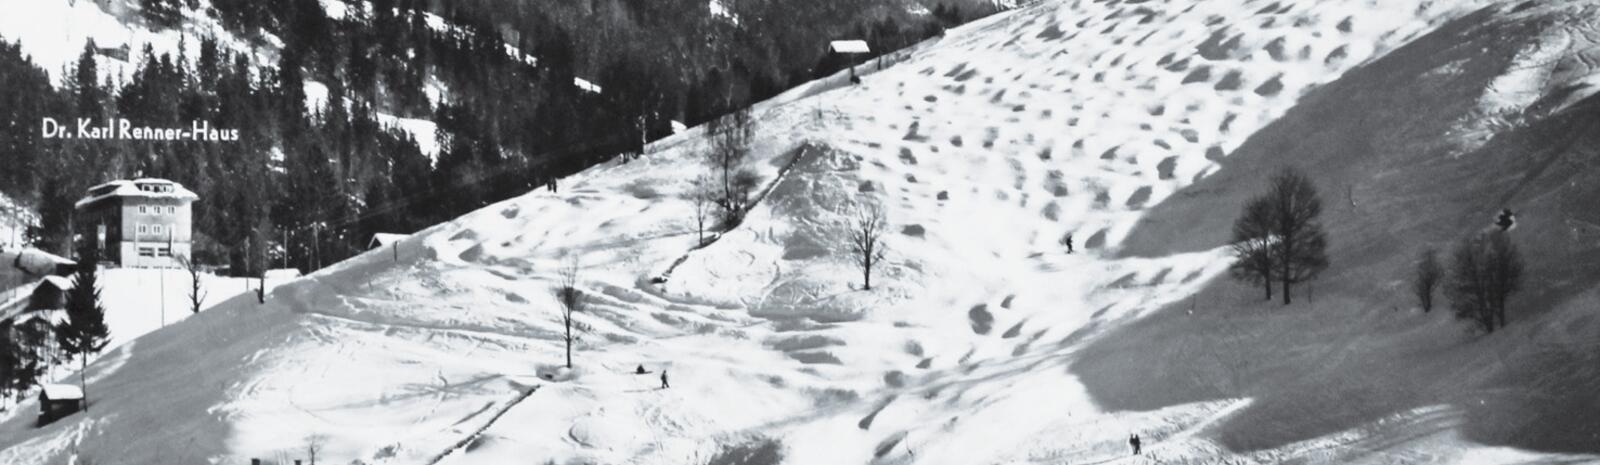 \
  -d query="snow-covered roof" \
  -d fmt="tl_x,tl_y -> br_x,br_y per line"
40,383 -> 83,401
829,40 -> 871,54
574,77 -> 603,94
75,178 -> 199,209
14,309 -> 68,327
4,248 -> 76,271
369,233 -> 410,248
39,275 -> 74,291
